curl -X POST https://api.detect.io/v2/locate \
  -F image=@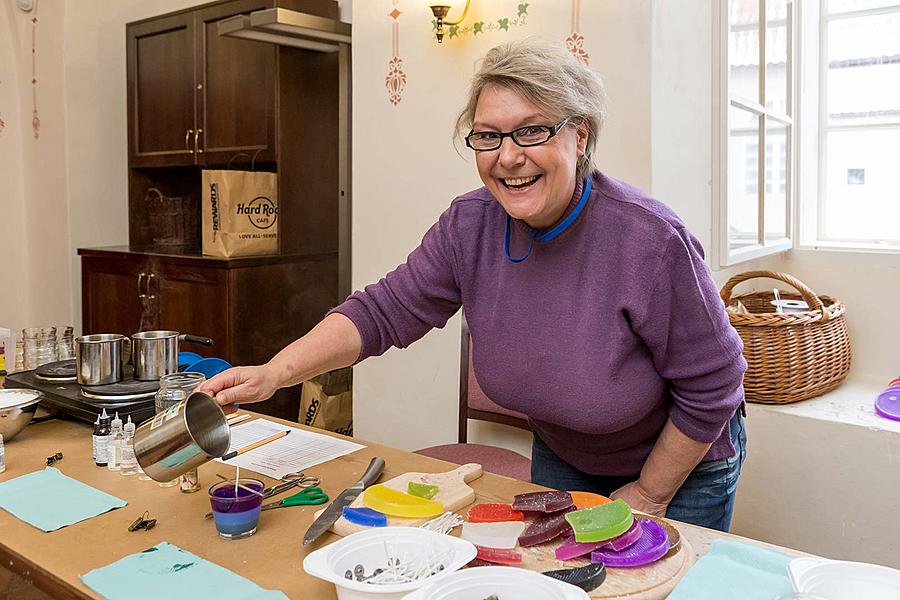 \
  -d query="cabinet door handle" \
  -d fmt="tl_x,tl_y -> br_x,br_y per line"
195,128 -> 203,154
185,129 -> 194,153
137,272 -> 147,299
147,273 -> 157,301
